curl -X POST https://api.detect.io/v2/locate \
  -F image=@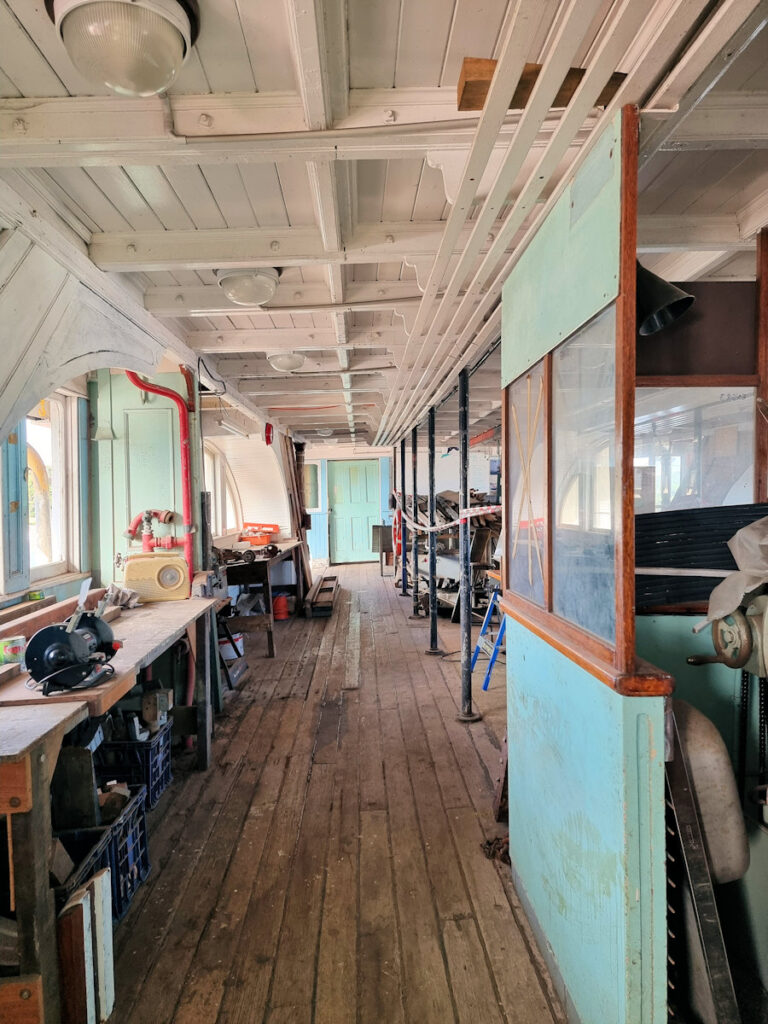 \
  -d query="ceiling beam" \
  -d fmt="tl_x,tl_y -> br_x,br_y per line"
636,213 -> 755,252
217,354 -> 396,376
639,0 -> 768,165
640,250 -> 735,280
0,101 -> 594,168
657,90 -> 768,151
90,220 -> 497,272
144,282 -> 425,317
186,326 -> 407,353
